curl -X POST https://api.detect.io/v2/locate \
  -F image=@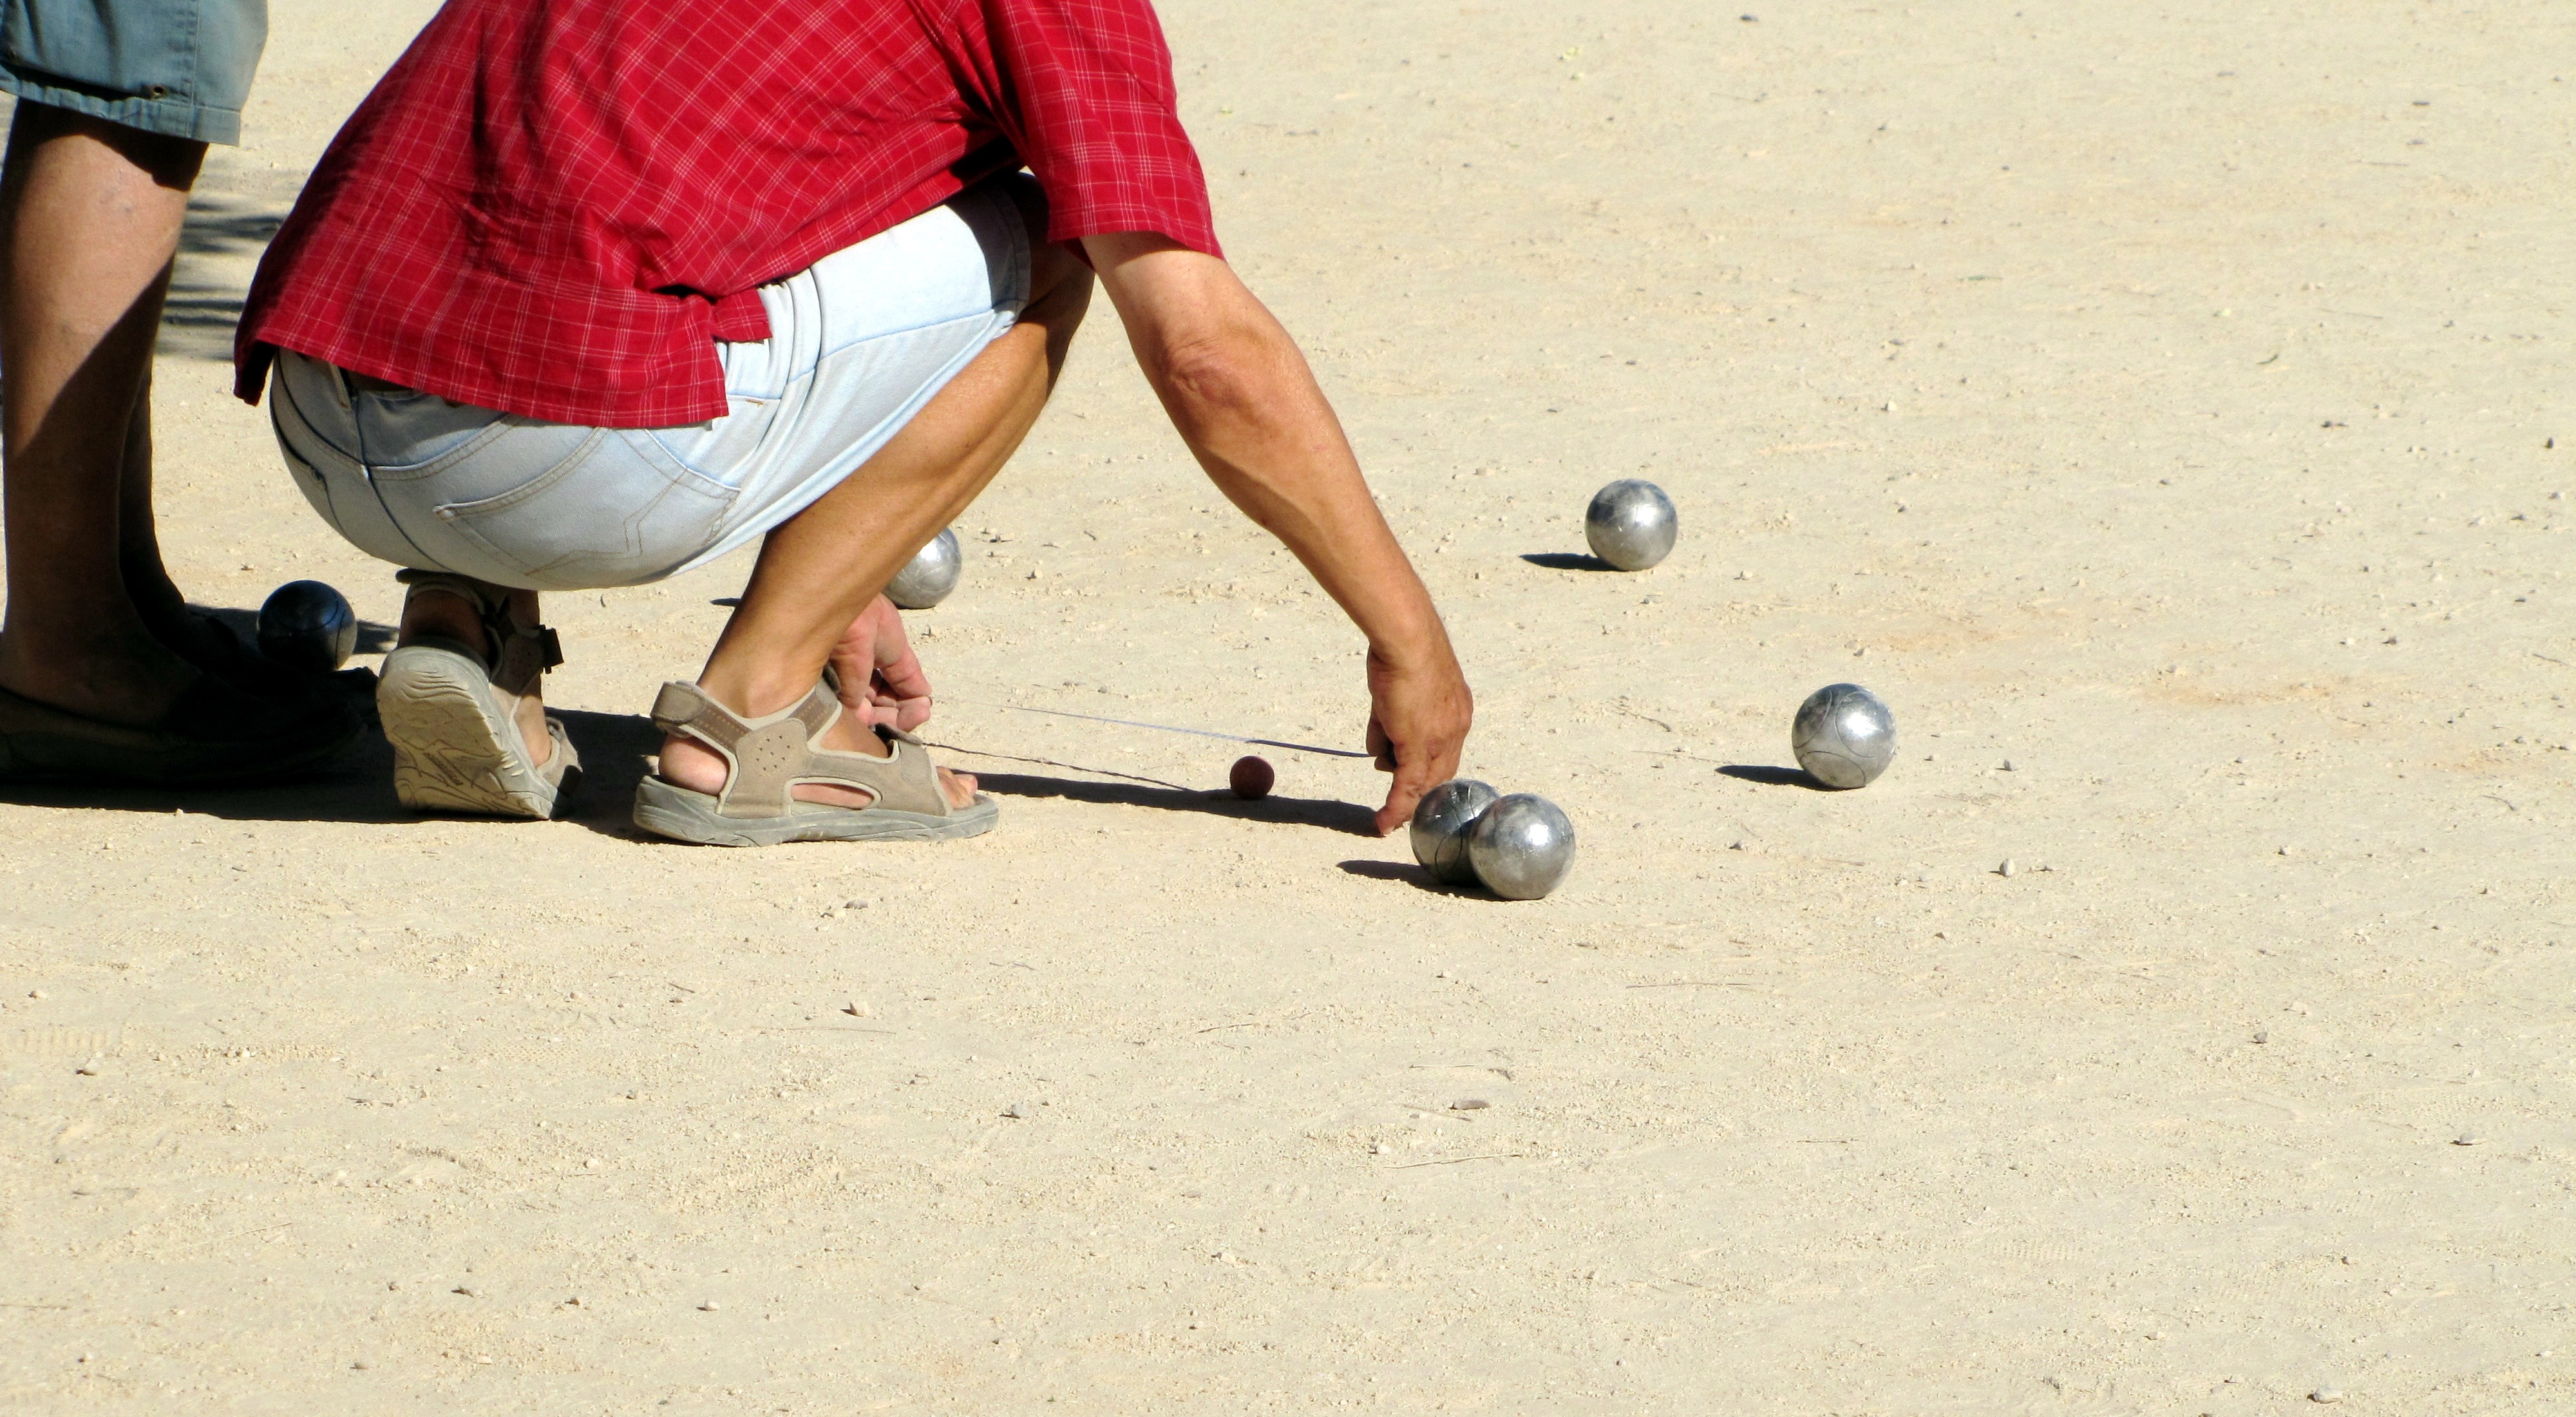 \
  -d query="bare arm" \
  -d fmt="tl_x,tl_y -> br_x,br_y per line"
1081,232 -> 1470,834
